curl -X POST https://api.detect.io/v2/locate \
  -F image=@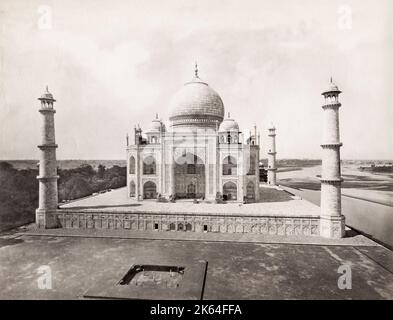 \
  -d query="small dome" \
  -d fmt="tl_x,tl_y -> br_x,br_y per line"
268,122 -> 276,130
39,86 -> 55,100
322,77 -> 341,95
329,83 -> 339,91
146,115 -> 163,133
219,113 -> 239,132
